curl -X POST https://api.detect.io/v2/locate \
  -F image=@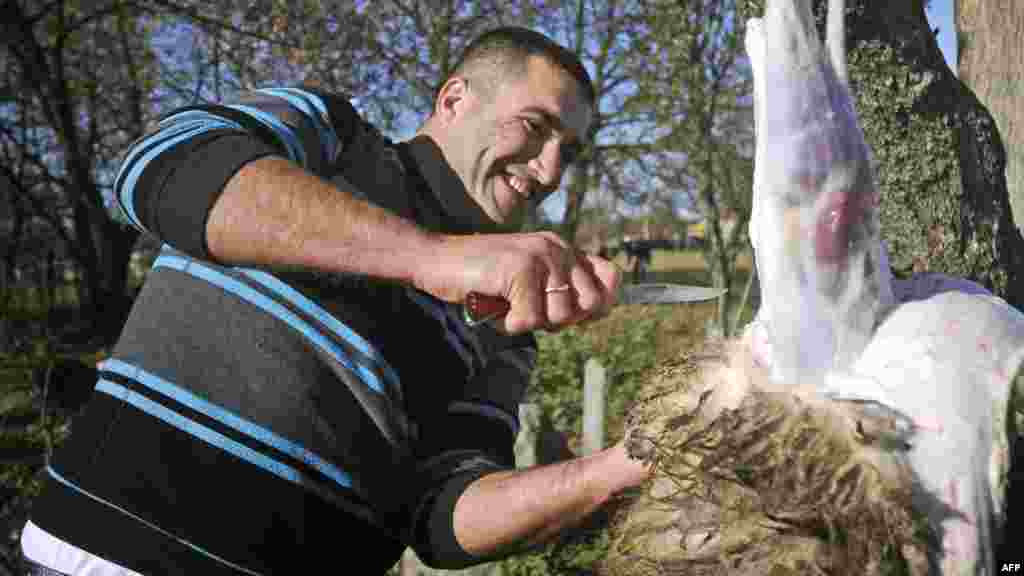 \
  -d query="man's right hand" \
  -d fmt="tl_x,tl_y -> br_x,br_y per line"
414,231 -> 621,334
208,159 -> 617,335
